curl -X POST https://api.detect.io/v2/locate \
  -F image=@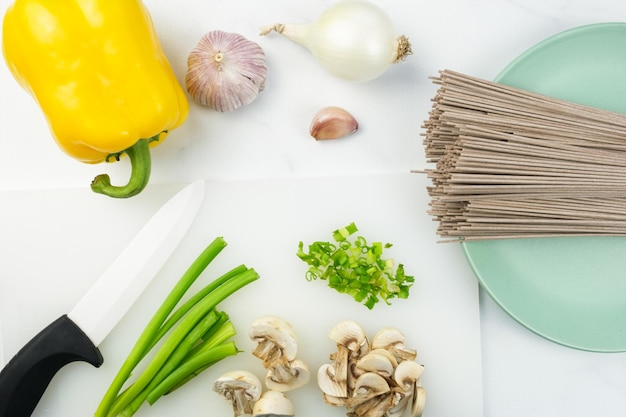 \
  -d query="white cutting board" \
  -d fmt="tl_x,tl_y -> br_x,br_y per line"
0,173 -> 482,417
